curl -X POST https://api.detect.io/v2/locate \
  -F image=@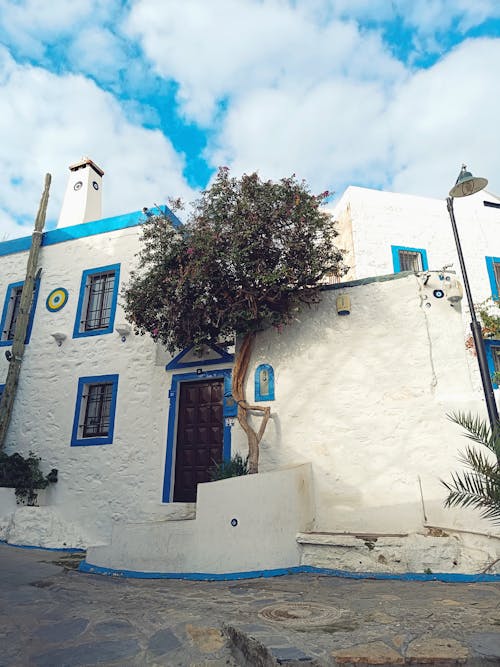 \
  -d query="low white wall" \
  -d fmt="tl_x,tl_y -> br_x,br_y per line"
86,463 -> 314,574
